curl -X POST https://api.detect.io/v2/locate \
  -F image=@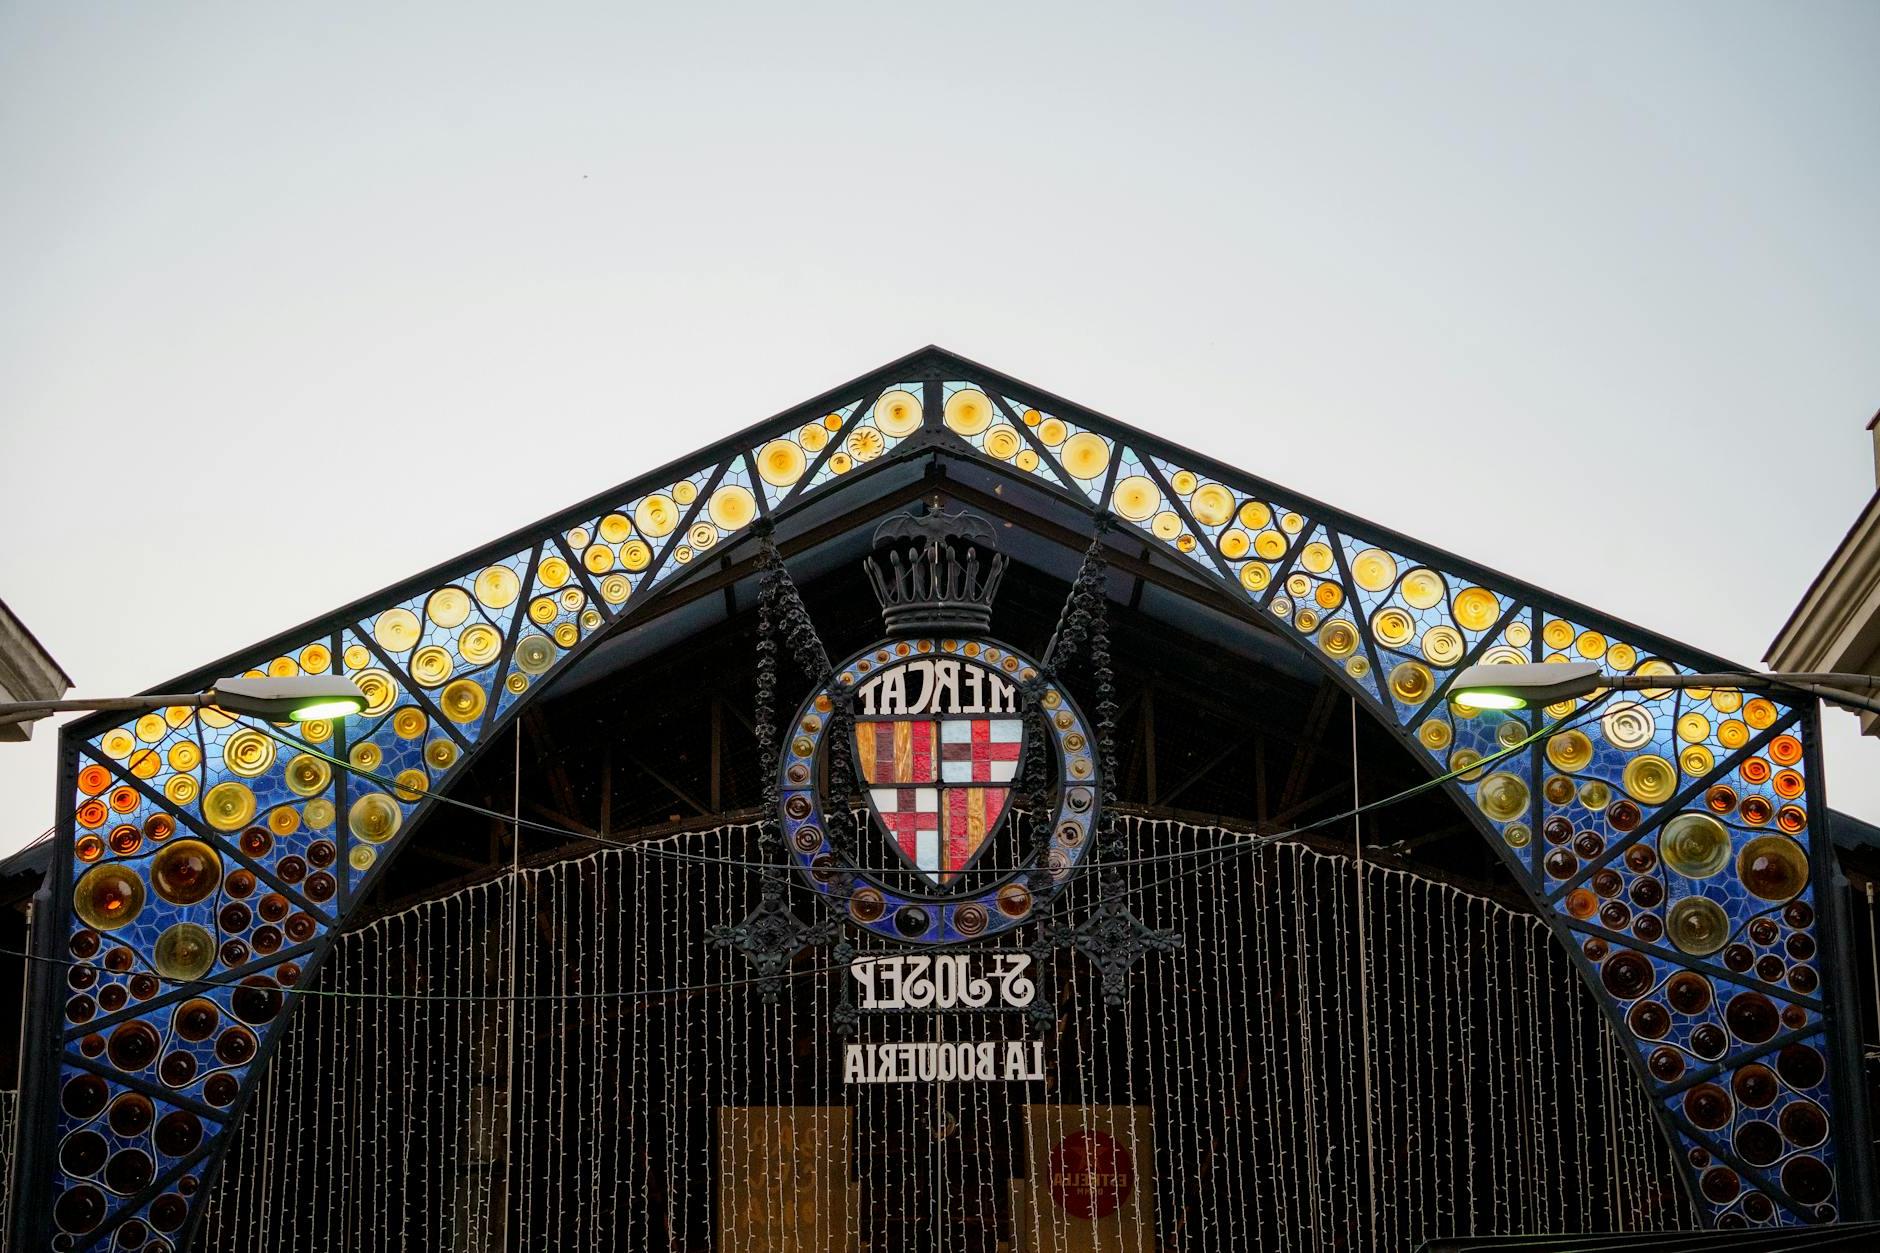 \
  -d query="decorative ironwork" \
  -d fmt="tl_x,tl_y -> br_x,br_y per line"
18,347 -> 1863,1249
